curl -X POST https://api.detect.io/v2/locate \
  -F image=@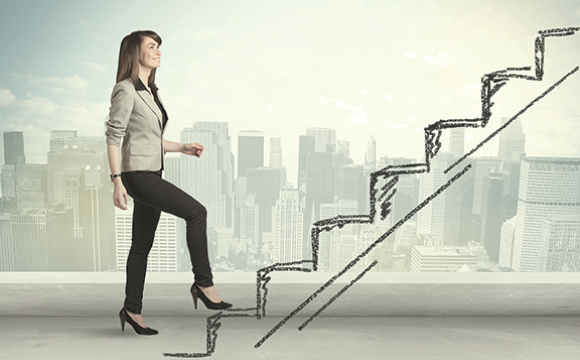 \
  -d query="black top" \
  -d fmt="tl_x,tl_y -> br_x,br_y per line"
135,78 -> 168,129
